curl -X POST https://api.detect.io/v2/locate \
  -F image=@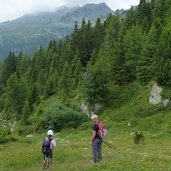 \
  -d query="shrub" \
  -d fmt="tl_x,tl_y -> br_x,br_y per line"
0,124 -> 11,143
43,103 -> 88,131
161,87 -> 171,99
133,130 -> 145,144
